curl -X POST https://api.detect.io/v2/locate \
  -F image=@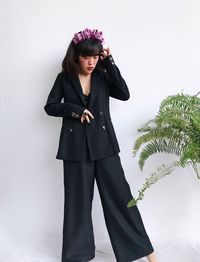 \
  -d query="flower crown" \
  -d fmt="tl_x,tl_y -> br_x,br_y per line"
72,28 -> 104,45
